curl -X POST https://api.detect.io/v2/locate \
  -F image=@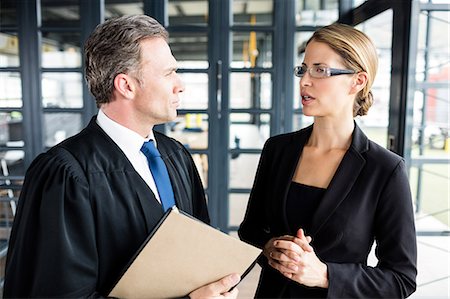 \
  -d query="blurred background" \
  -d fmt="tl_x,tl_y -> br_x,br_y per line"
0,0 -> 449,297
